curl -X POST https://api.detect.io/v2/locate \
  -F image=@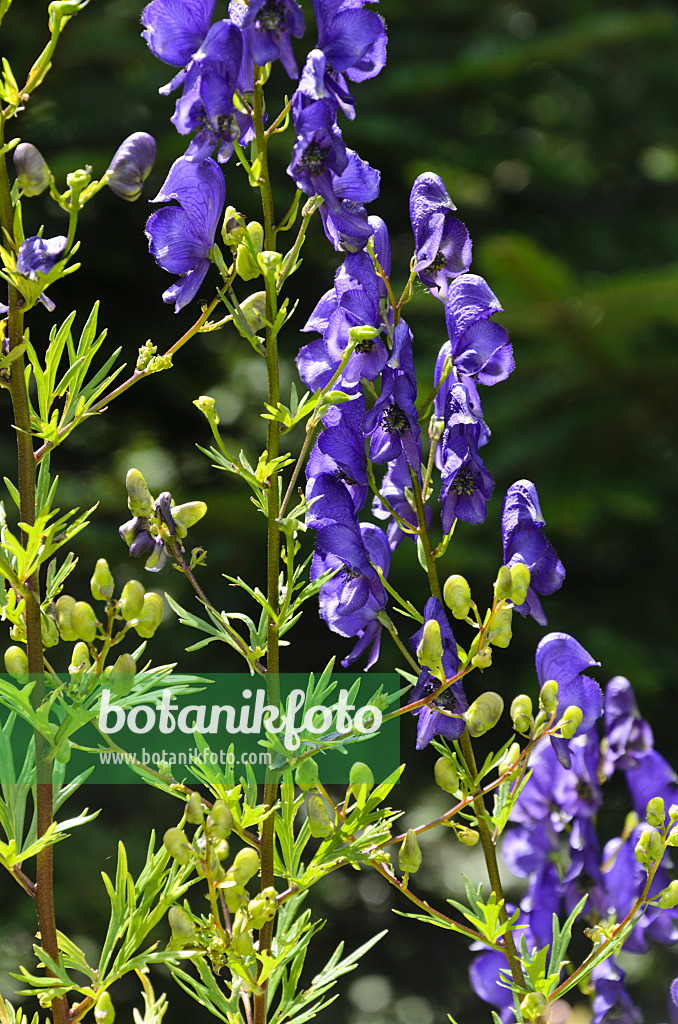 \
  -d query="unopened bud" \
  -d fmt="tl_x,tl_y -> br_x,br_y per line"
14,142 -> 51,196
235,291 -> 267,336
111,653 -> 136,696
510,695 -> 534,735
185,792 -> 204,825
489,606 -> 512,648
644,797 -> 665,830
248,886 -> 277,926
69,641 -> 91,674
443,574 -> 472,620
498,742 -> 522,777
194,395 -> 218,422
4,645 -> 28,678
295,757 -> 319,791
91,558 -> 115,601
306,794 -> 333,838
493,565 -> 512,601
539,679 -> 559,714
222,206 -> 246,246
509,562 -> 531,605
168,906 -> 196,943
560,705 -> 583,740
55,595 -> 78,640
94,991 -> 115,1024
126,468 -> 154,517
658,880 -> 678,909
417,619 -> 444,678
105,132 -> 156,201
163,827 -> 192,864
466,692 -> 504,738
471,647 -> 492,671
434,756 -> 459,795
231,847 -> 260,883
71,601 -> 98,643
349,762 -> 374,798
456,826 -> 480,846
120,579 -> 145,621
41,610 -> 59,648
235,222 -> 264,280
171,501 -> 207,540
398,829 -> 422,875
257,250 -> 282,275
520,992 -> 547,1022
207,800 -> 233,839
134,592 -> 164,638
